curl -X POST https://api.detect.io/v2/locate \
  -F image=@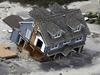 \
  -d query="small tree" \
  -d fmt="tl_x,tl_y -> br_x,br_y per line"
97,15 -> 100,24
86,12 -> 97,18
97,13 -> 100,24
